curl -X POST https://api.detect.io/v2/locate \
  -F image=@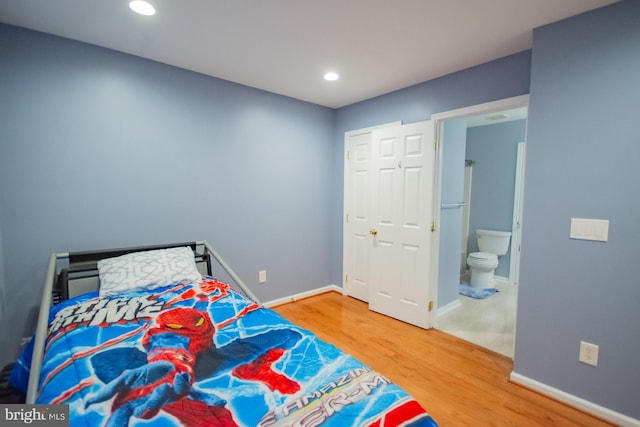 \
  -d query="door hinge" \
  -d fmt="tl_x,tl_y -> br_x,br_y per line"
431,221 -> 436,232
428,301 -> 434,311
434,138 -> 439,150
345,274 -> 349,283
346,213 -> 350,223
346,150 -> 350,160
